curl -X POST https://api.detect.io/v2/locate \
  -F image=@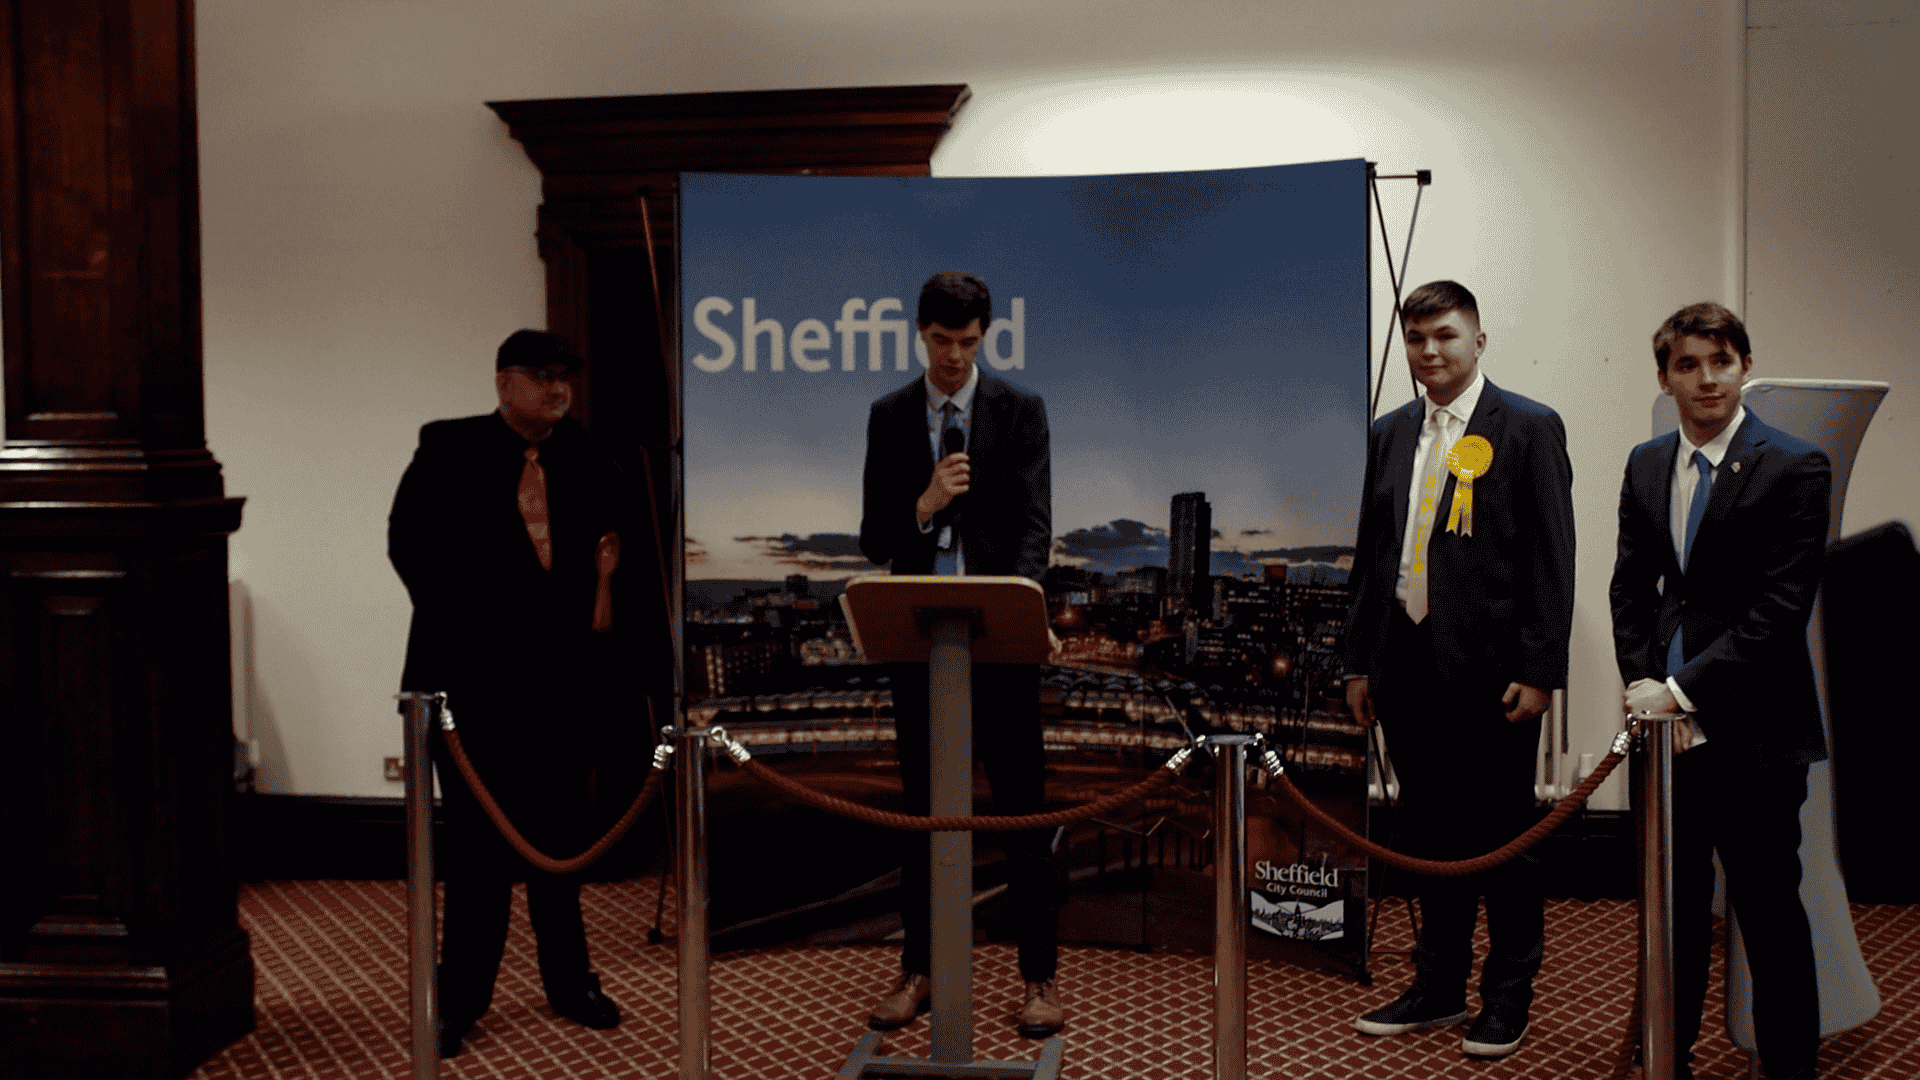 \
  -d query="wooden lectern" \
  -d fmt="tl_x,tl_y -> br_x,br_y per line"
836,575 -> 1064,1080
